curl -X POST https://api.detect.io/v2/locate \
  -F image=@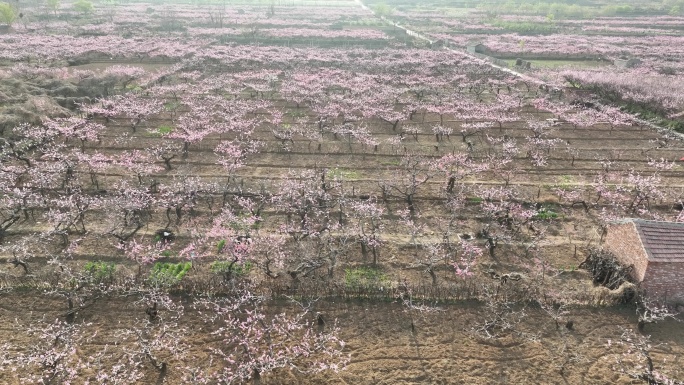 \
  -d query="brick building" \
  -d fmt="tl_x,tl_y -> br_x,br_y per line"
603,219 -> 684,303
466,42 -> 487,54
